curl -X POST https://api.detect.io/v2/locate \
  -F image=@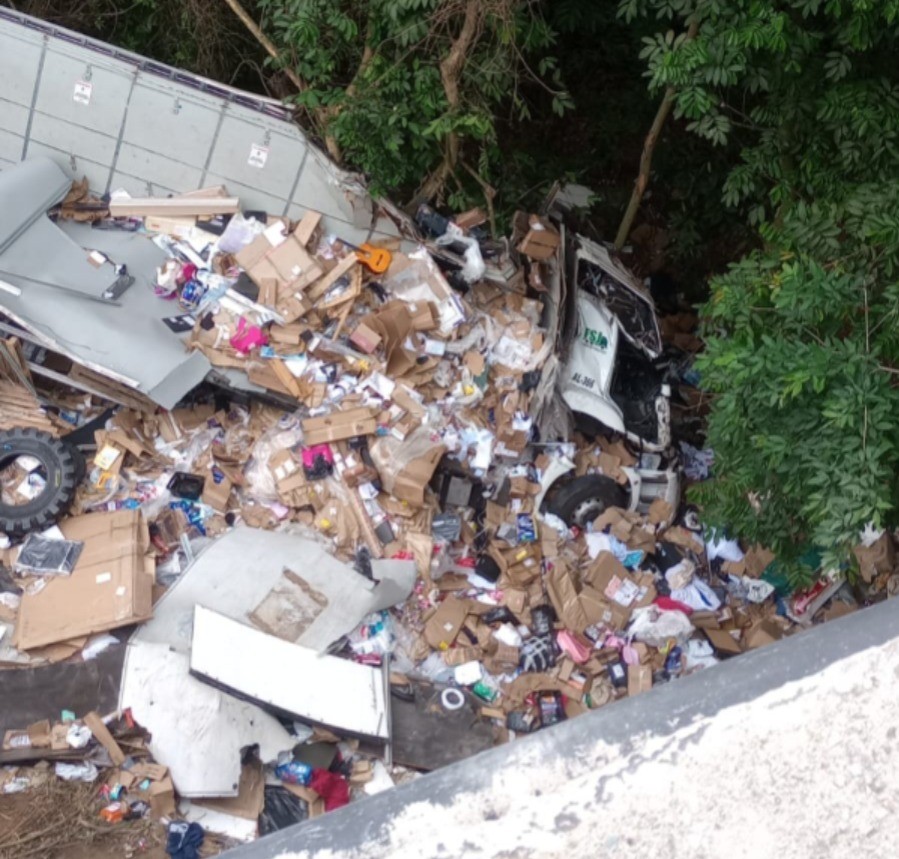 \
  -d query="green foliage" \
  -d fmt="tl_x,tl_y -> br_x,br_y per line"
695,187 -> 899,578
627,0 -> 899,579
255,0 -> 573,201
